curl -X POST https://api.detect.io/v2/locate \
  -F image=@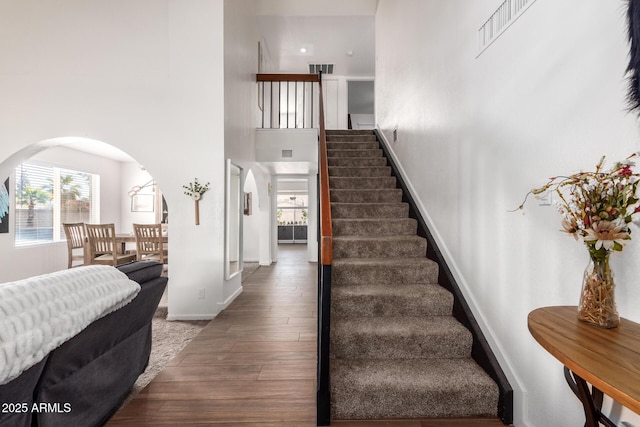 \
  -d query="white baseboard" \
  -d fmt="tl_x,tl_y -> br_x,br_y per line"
166,313 -> 216,321
218,285 -> 243,310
